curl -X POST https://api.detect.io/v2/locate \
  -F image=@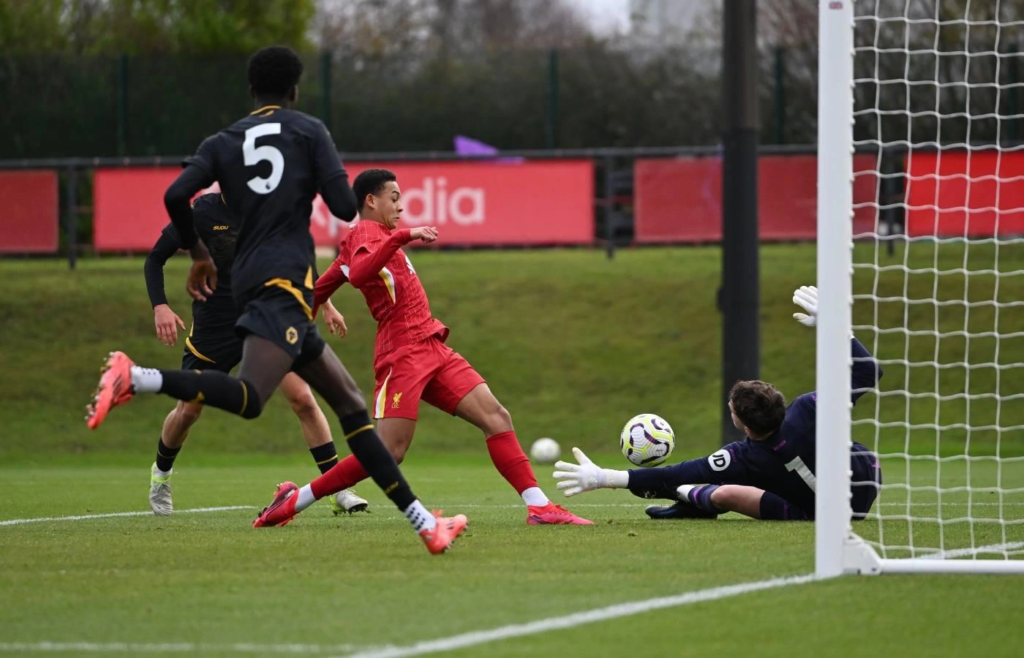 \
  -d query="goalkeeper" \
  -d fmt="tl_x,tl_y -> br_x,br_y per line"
553,285 -> 883,521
